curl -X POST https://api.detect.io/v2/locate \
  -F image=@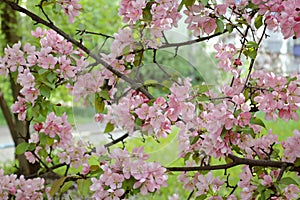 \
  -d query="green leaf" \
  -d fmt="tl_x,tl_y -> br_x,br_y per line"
196,194 -> 207,200
16,142 -> 29,155
46,72 -> 57,83
97,90 -> 110,100
246,41 -> 259,49
201,0 -> 208,6
294,158 -> 300,167
135,118 -> 143,126
39,132 -> 48,146
184,152 -> 191,161
241,127 -> 255,137
43,80 -> 55,89
177,0 -> 185,11
133,50 -> 144,67
94,96 -> 105,113
216,19 -> 224,33
89,165 -> 100,172
196,95 -> 210,102
38,68 -> 48,75
279,177 -> 299,185
50,176 -> 67,196
178,0 -> 196,11
142,2 -> 153,22
104,122 -> 115,133
144,79 -> 158,86
254,15 -> 263,29
244,48 -> 257,59
186,0 -> 196,7
77,179 -> 92,197
60,181 -> 73,193
42,0 -> 55,6
248,50 -> 257,59
27,143 -> 36,151
40,85 -> 51,98
226,24 -> 234,33
195,85 -> 210,93
250,117 -> 266,128
190,135 -> 200,145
